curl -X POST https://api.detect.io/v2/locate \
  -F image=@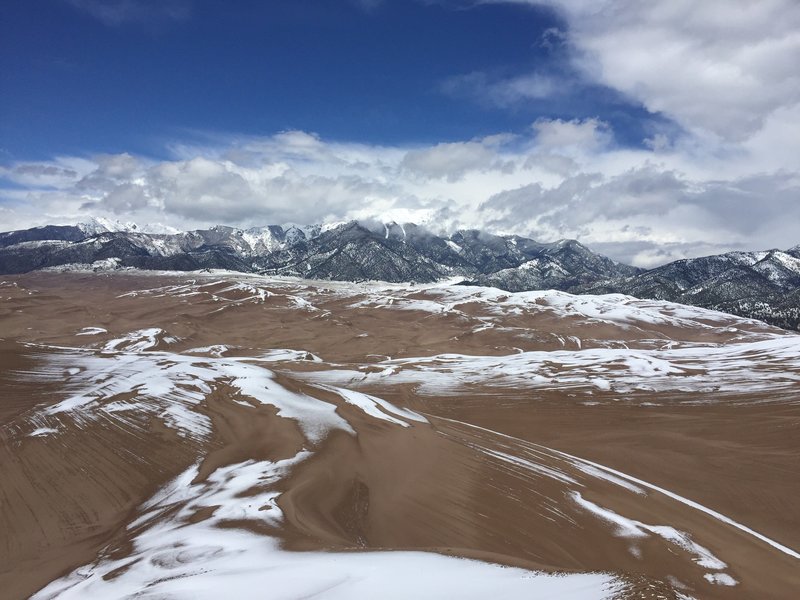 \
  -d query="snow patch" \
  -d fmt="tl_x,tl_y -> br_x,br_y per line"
34,449 -> 622,600
28,427 -> 59,437
103,328 -> 178,352
76,327 -> 107,336
704,573 -> 738,586
334,387 -> 428,428
571,492 -> 728,573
